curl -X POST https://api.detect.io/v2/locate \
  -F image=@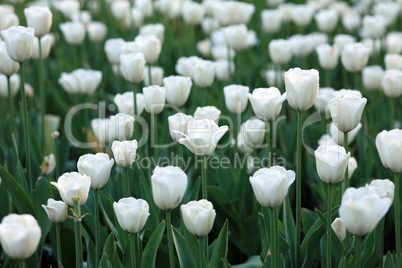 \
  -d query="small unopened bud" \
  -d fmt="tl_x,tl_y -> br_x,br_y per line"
51,131 -> 60,139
